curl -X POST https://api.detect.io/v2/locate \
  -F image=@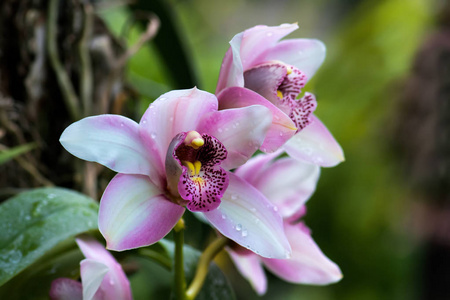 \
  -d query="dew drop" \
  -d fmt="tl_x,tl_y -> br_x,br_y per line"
218,128 -> 223,133
279,132 -> 283,136
241,230 -> 248,237
221,214 -> 227,220
159,97 -> 167,101
120,123 -> 124,127
273,206 -> 279,212
150,133 -> 157,139
235,224 -> 242,231
109,279 -> 115,286
142,120 -> 147,124
267,32 -> 273,37
231,194 -> 237,200
47,194 -> 56,199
